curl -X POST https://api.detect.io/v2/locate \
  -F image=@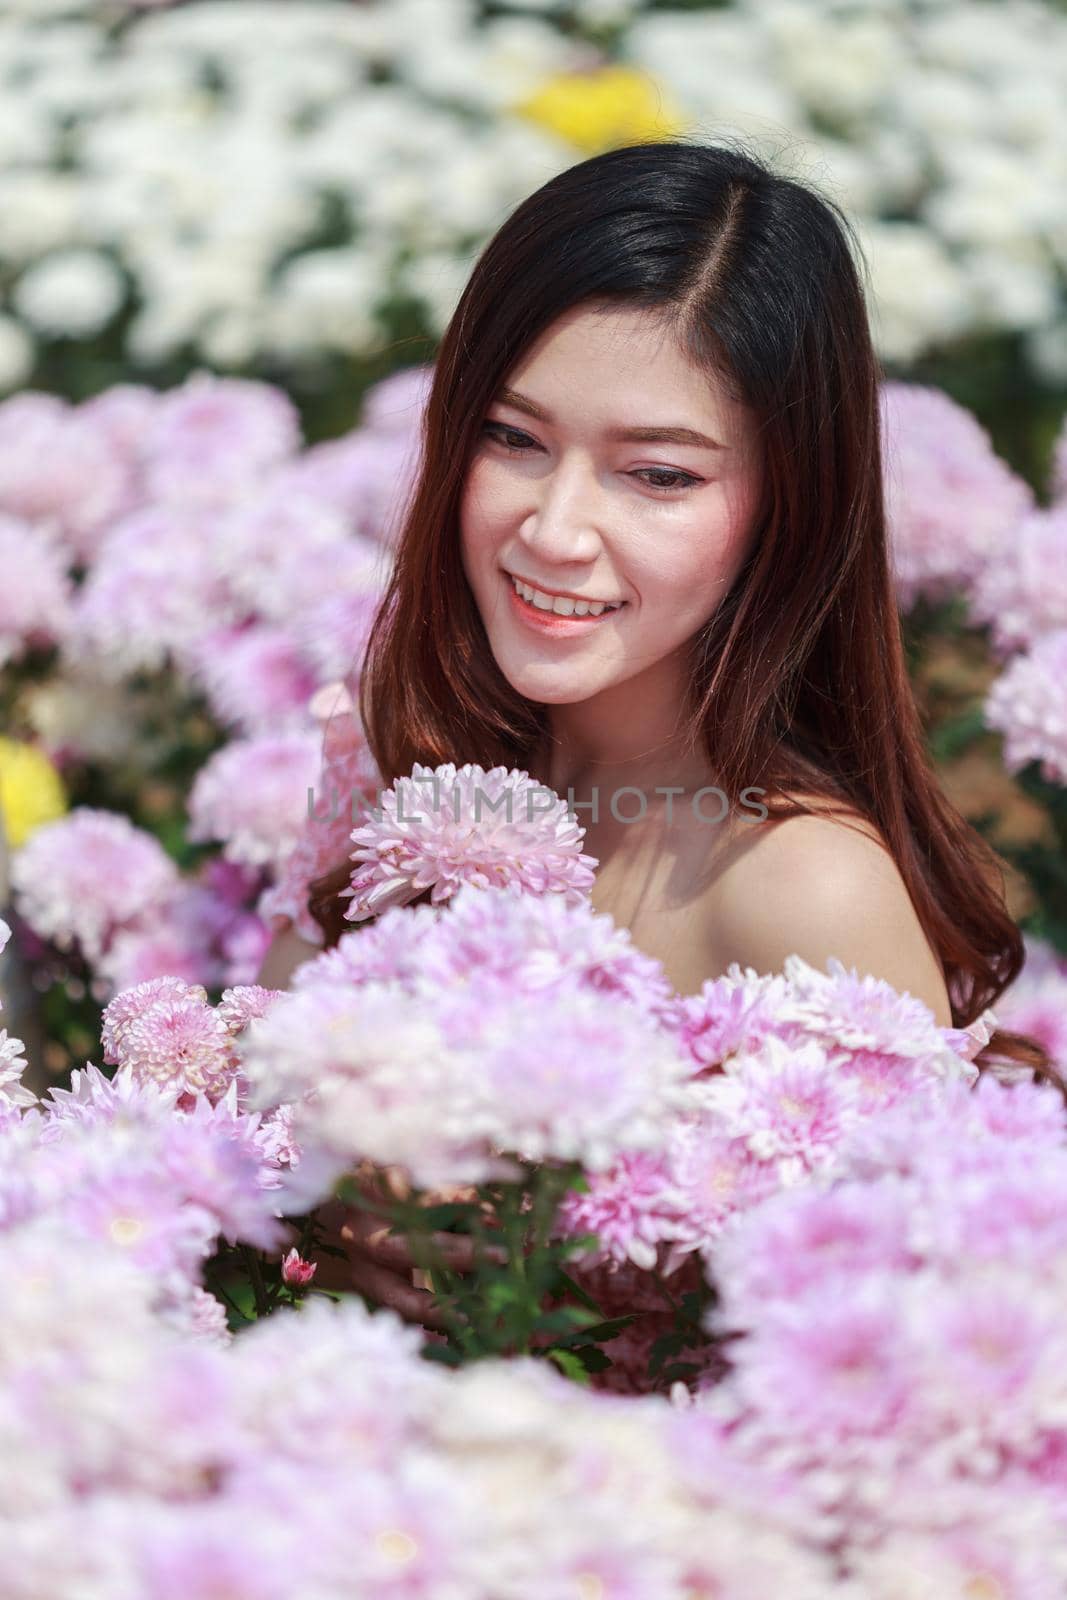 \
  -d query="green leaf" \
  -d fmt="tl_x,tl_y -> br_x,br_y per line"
419,1341 -> 464,1368
545,1348 -> 593,1384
